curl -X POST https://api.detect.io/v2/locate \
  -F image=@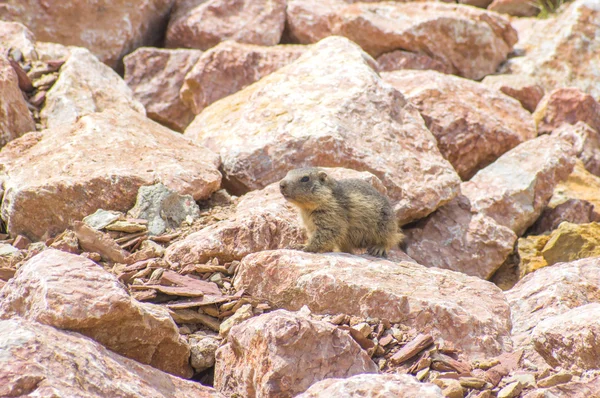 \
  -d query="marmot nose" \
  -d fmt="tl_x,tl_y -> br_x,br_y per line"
279,181 -> 287,190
